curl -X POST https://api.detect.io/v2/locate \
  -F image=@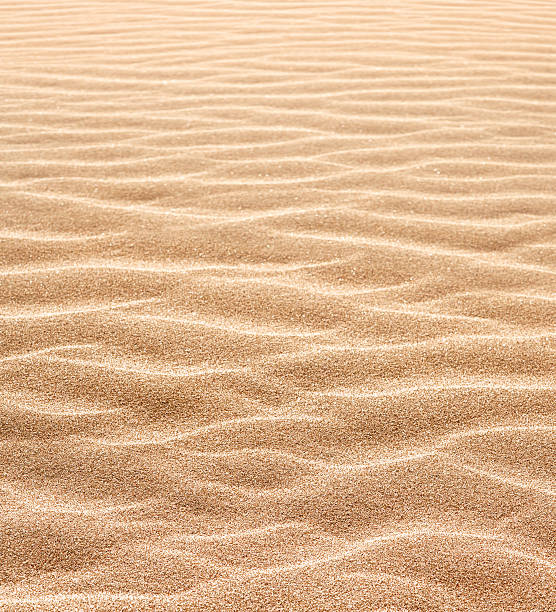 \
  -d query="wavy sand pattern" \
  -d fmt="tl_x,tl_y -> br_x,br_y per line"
1,1 -> 555,610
